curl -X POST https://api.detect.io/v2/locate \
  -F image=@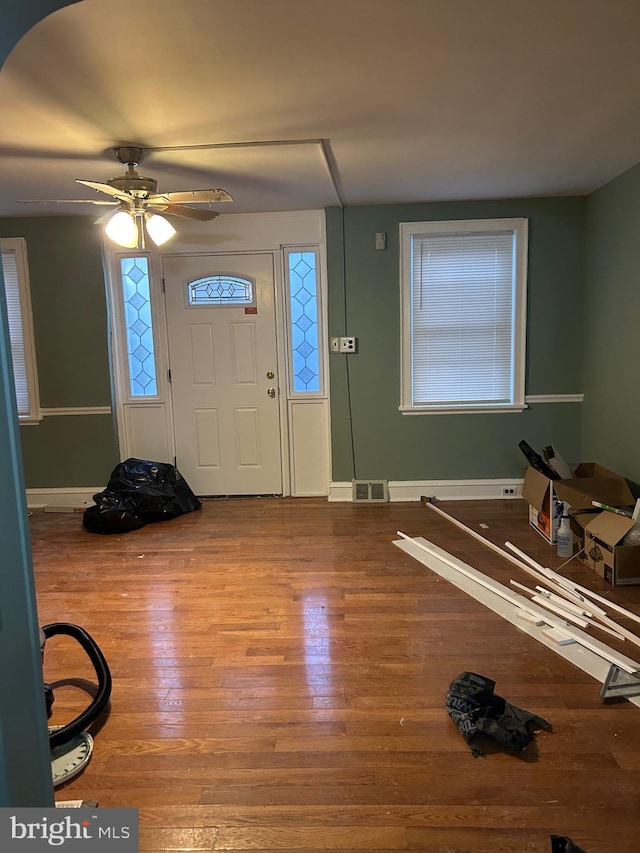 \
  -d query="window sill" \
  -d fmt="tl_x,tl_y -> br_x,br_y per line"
19,415 -> 43,426
399,404 -> 528,416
